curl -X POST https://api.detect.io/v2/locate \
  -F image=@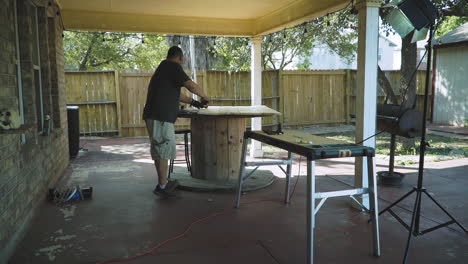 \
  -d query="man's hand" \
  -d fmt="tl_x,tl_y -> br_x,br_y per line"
201,96 -> 210,106
190,99 -> 205,109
